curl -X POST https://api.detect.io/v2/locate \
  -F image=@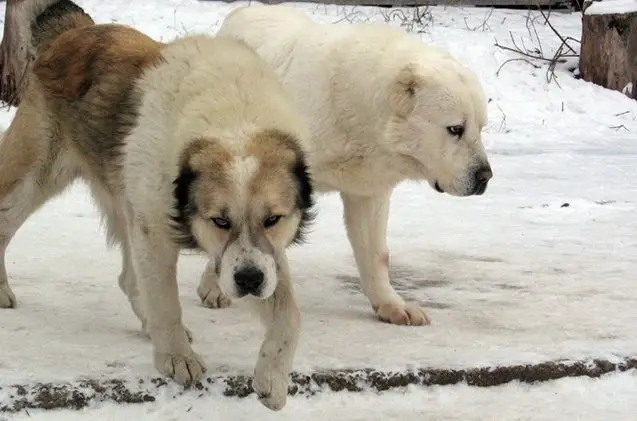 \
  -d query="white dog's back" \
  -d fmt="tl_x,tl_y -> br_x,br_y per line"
217,5 -> 488,191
